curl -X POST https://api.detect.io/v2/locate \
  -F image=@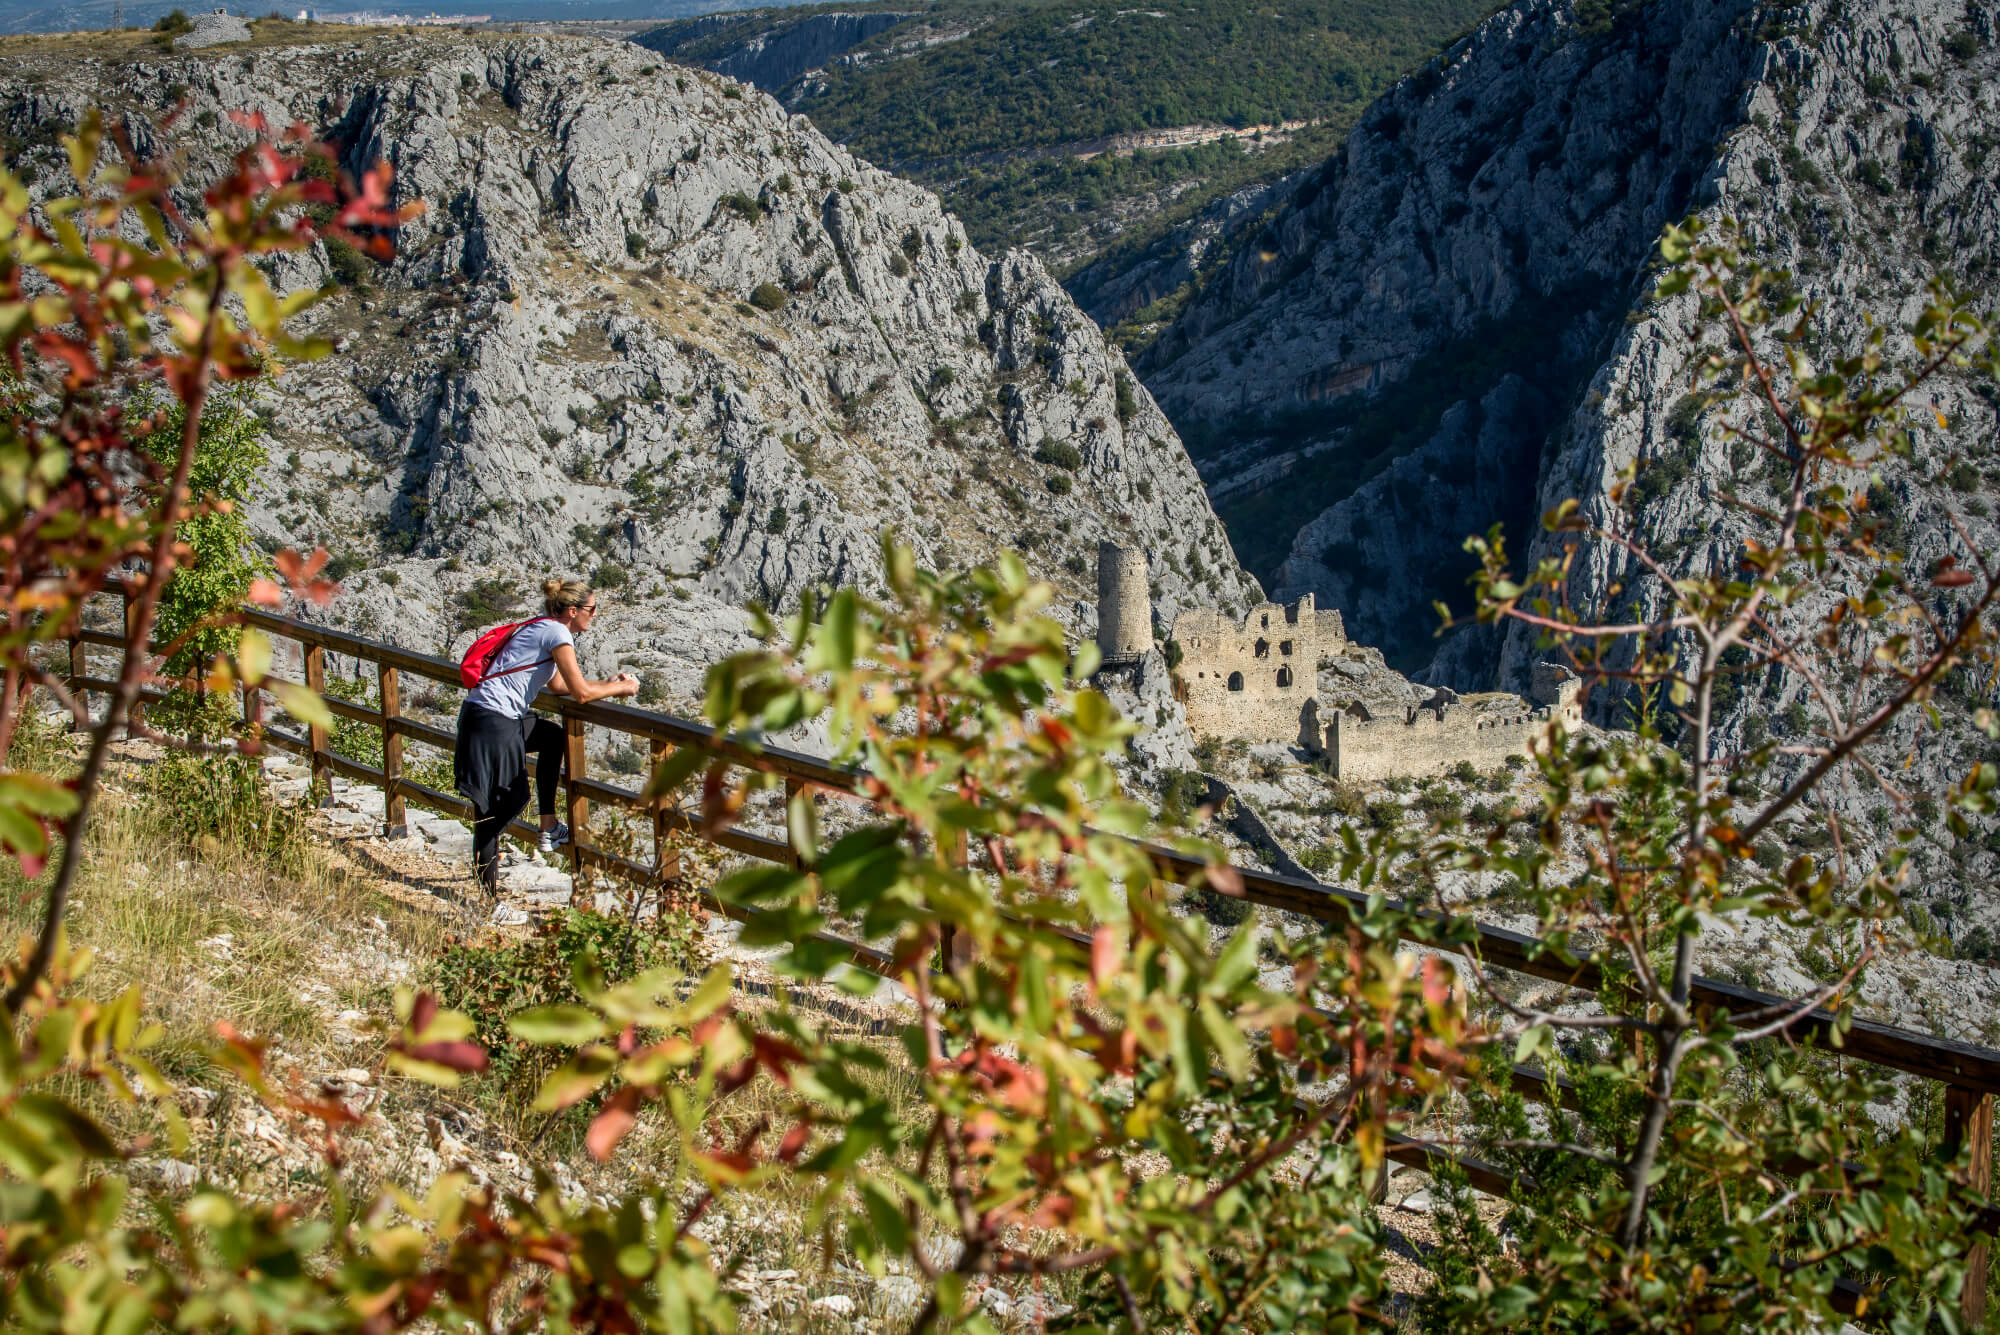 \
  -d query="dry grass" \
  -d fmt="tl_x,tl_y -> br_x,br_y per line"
0,731 -> 451,1081
0,711 -> 1442,1328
